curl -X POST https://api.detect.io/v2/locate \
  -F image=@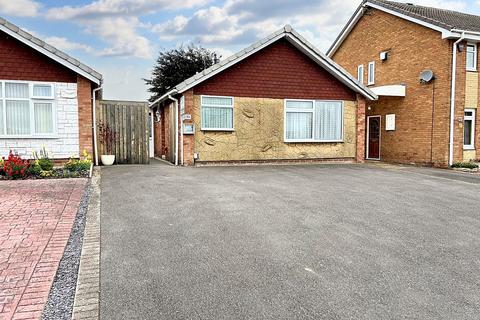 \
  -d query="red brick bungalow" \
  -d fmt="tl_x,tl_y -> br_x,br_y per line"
0,17 -> 102,160
150,25 -> 377,166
